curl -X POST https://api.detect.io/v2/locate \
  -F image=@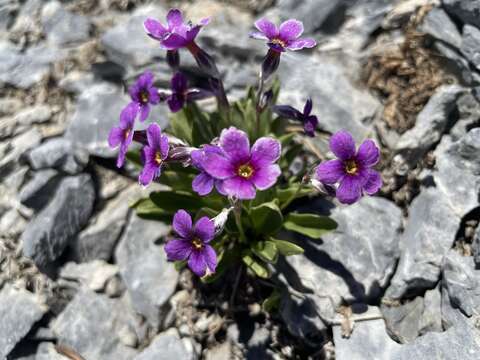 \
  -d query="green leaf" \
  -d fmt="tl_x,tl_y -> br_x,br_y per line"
126,149 -> 142,168
202,245 -> 240,283
262,289 -> 281,312
174,260 -> 187,271
250,201 -> 283,235
283,212 -> 337,239
169,109 -> 193,144
131,198 -> 171,221
242,252 -> 270,279
159,171 -> 195,192
269,238 -> 304,256
251,240 -> 278,263
149,191 -> 204,213
278,132 -> 296,147
277,185 -> 311,205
